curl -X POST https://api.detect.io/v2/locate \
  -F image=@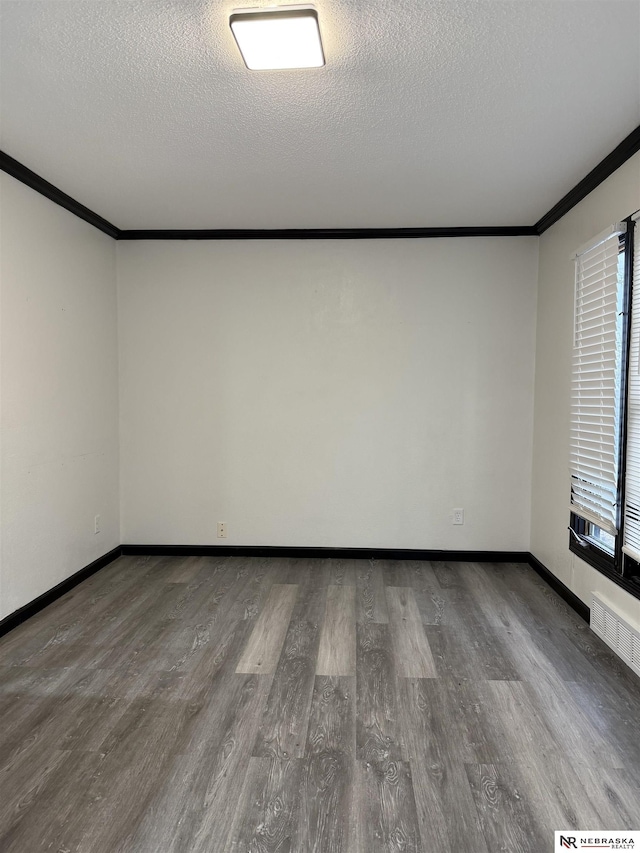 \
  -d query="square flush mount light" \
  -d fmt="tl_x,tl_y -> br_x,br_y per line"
230,5 -> 324,70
